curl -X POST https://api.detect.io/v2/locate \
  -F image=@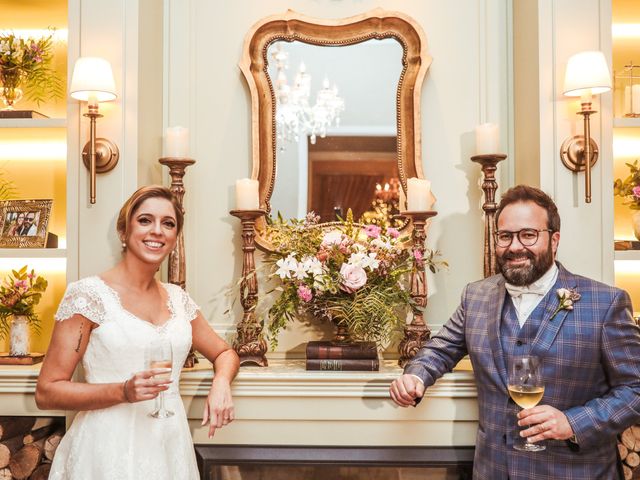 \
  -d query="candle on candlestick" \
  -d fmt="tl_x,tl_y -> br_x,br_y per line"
632,85 -> 640,115
165,126 -> 189,158
624,85 -> 632,115
475,123 -> 500,155
235,178 -> 260,210
406,177 -> 433,211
